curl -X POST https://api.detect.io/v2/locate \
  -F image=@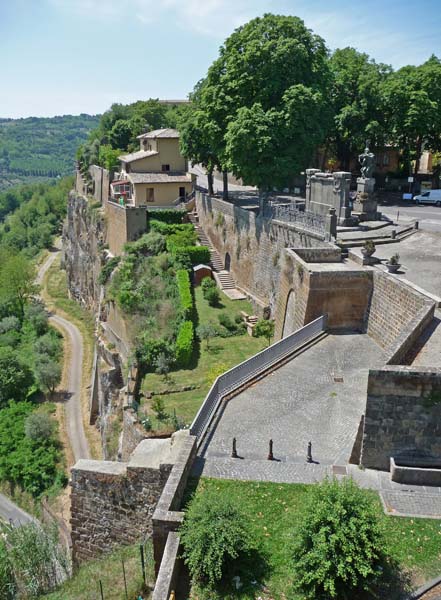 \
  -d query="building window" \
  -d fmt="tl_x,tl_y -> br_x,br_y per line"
161,164 -> 170,172
146,188 -> 155,203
